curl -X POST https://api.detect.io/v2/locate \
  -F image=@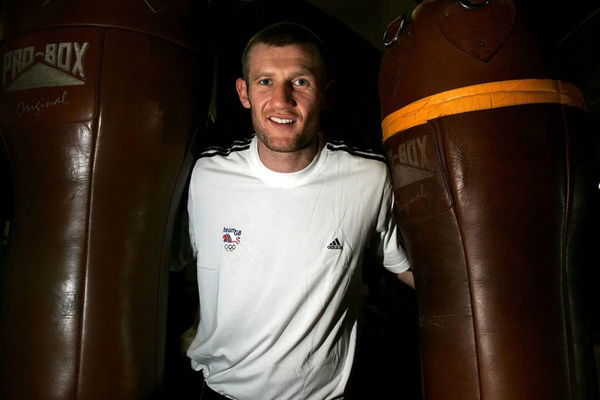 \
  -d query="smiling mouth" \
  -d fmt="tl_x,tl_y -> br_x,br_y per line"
269,116 -> 295,124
